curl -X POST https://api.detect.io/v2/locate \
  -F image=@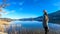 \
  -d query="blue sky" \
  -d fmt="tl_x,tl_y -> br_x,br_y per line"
0,0 -> 60,19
